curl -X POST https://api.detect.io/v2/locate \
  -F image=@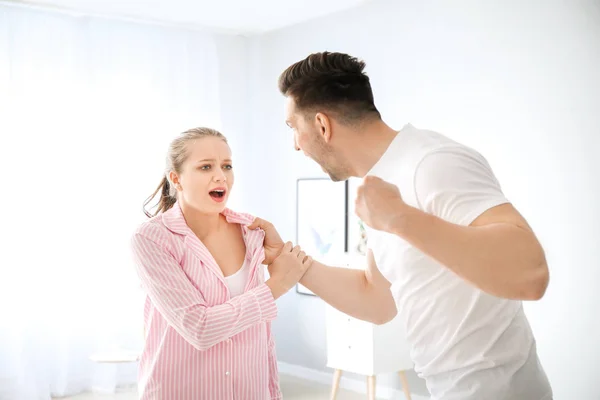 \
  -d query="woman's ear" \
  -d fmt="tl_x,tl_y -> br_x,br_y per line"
169,171 -> 181,190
